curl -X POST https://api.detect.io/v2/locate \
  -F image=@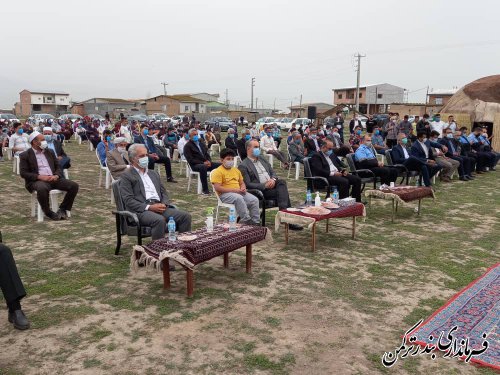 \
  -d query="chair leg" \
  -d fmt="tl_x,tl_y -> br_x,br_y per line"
295,163 -> 300,180
31,194 -> 36,217
98,168 -> 103,187
187,173 -> 191,192
105,170 -> 110,189
197,174 -> 202,195
50,192 -> 59,212
215,205 -> 220,223
114,214 -> 121,255
37,203 -> 44,222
